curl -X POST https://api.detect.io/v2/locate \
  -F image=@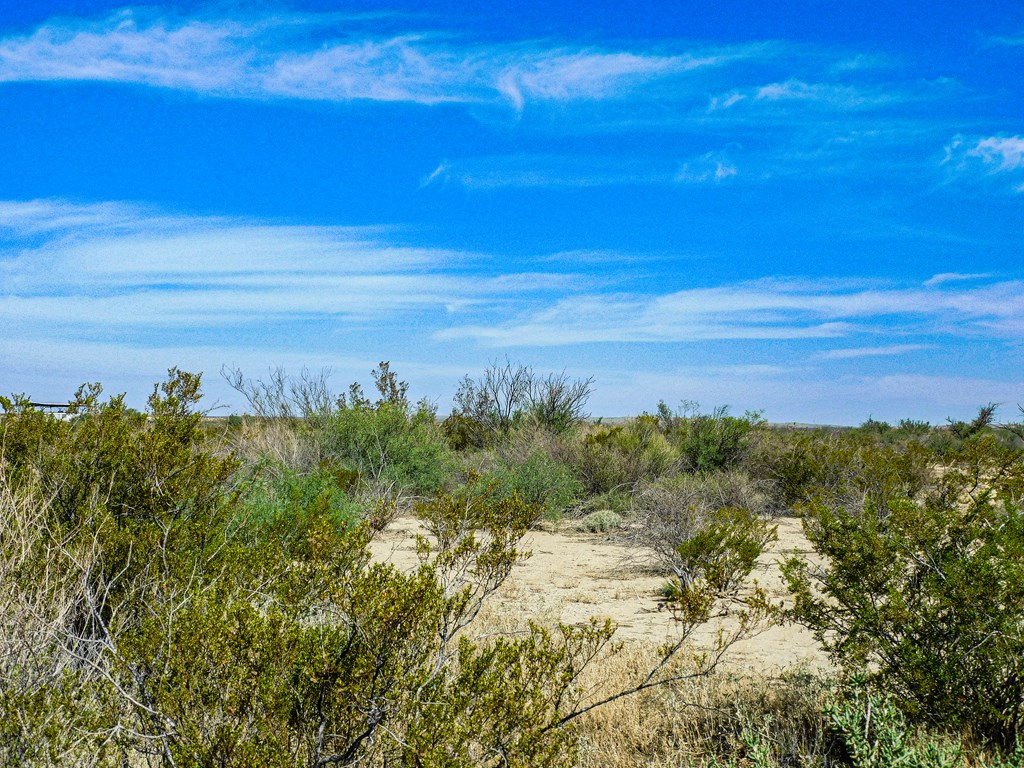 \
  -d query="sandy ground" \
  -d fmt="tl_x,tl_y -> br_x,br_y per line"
369,514 -> 829,674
